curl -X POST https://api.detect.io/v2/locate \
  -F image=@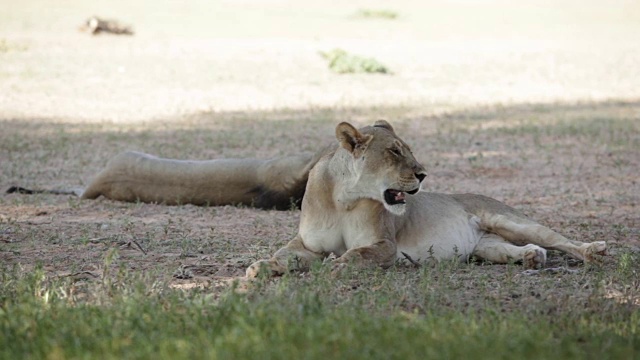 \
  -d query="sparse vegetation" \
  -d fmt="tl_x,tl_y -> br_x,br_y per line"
355,9 -> 399,20
321,49 -> 390,74
1,257 -> 640,359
